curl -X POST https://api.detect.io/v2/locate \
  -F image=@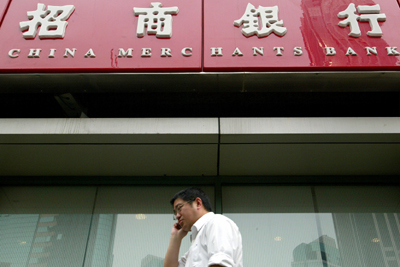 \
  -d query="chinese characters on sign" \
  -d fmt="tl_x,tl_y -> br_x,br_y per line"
234,4 -> 287,37
134,2 -> 179,38
18,2 -> 387,40
338,3 -> 386,37
20,3 -> 75,39
19,2 -> 180,40
232,2 -> 387,39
